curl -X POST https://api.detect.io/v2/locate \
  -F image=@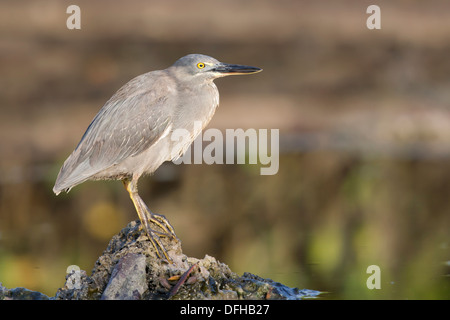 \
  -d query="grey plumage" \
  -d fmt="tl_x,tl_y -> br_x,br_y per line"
53,54 -> 262,261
